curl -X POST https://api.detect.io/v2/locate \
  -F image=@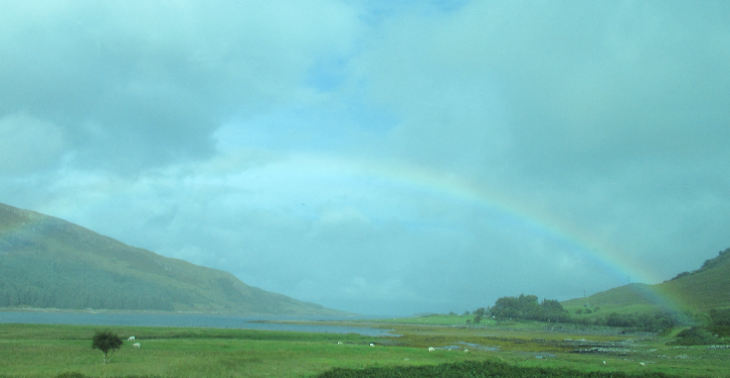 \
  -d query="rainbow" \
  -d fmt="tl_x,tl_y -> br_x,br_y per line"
2,151 -> 691,313
290,154 -> 689,312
